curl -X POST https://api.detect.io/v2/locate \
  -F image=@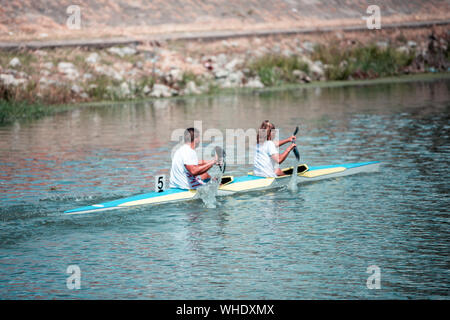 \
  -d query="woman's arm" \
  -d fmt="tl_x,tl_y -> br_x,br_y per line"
271,144 -> 296,164
274,135 -> 296,148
